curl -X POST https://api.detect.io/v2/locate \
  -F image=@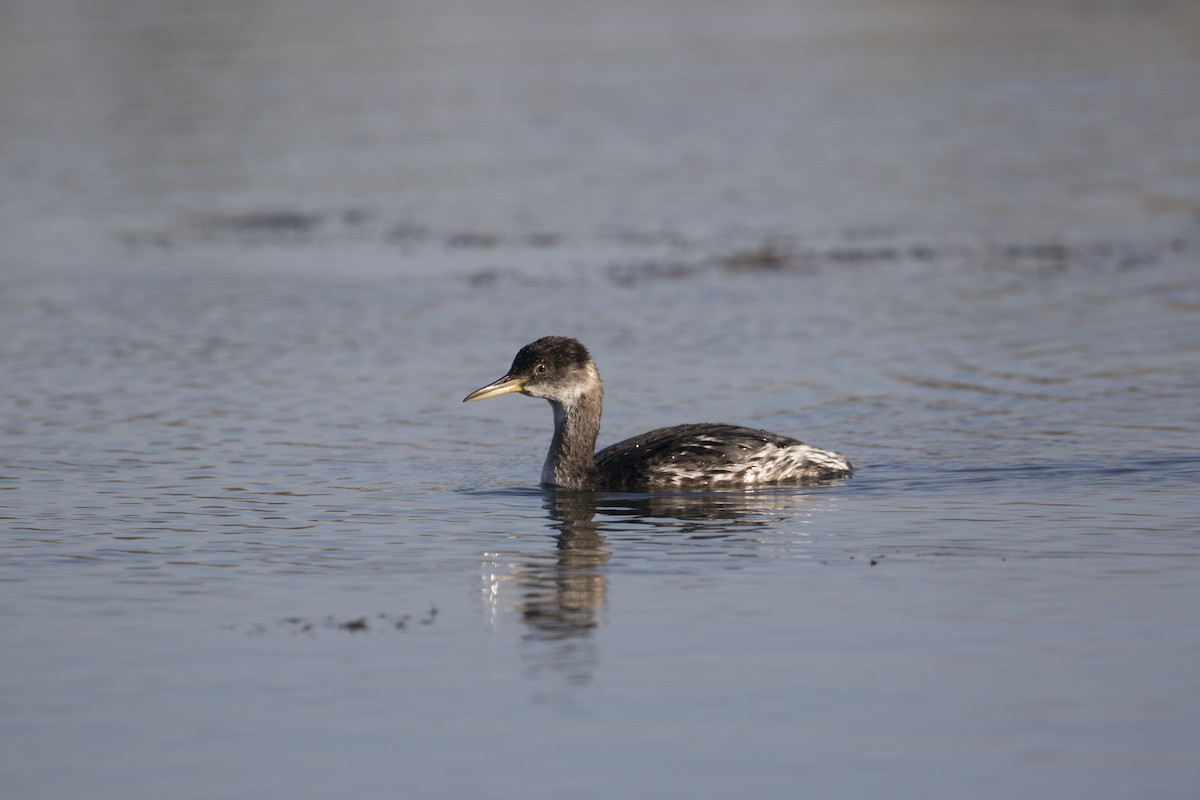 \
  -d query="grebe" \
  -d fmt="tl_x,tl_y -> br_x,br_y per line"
463,336 -> 852,491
